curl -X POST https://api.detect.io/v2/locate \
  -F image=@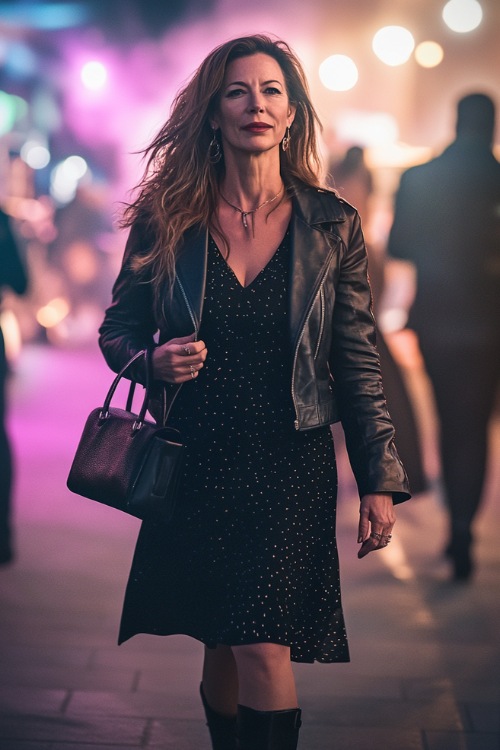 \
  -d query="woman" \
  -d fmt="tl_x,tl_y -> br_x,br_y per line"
99,35 -> 410,750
